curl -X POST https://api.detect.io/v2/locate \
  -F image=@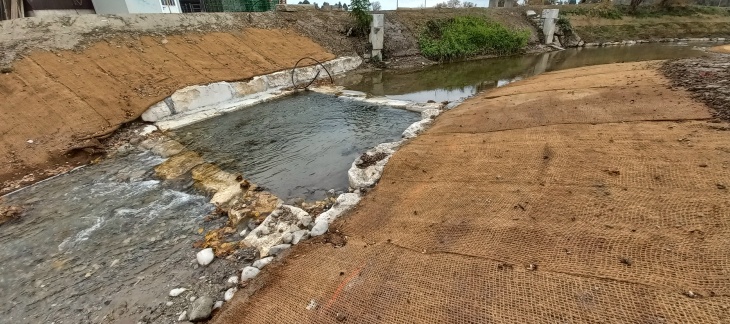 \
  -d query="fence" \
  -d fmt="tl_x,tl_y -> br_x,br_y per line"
181,0 -> 278,12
